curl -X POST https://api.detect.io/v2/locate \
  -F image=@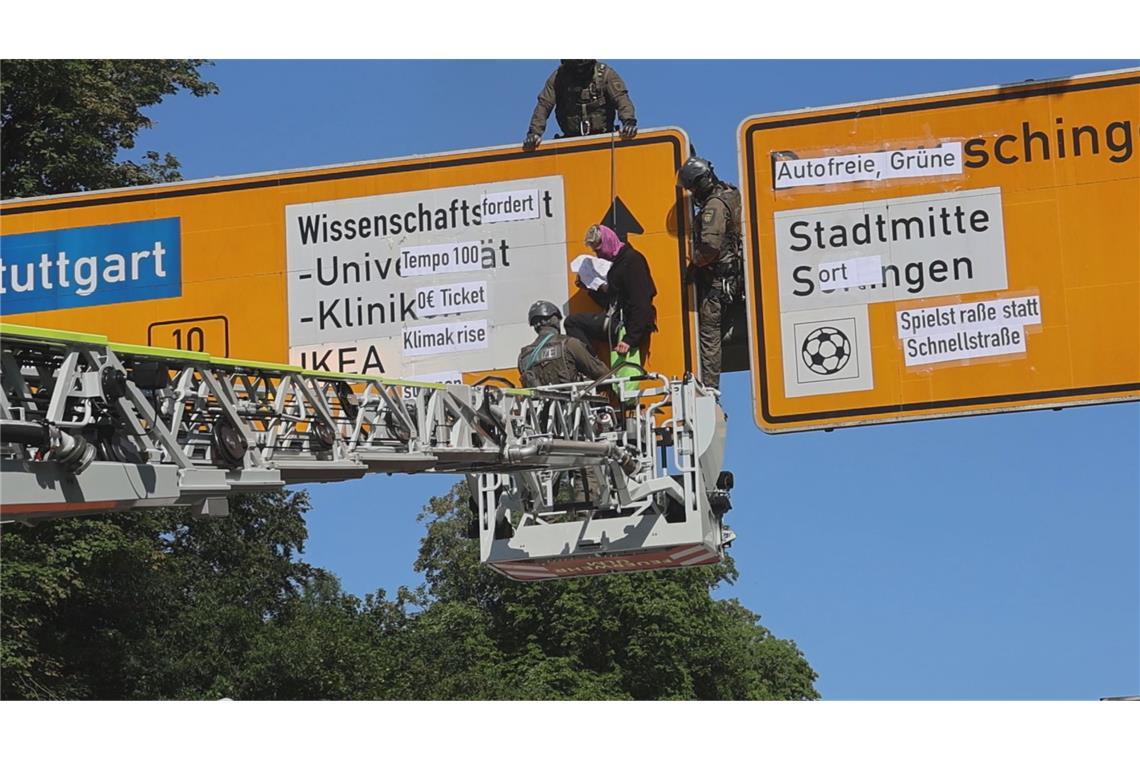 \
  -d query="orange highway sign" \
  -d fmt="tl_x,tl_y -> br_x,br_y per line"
1,129 -> 697,386
739,69 -> 1140,433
